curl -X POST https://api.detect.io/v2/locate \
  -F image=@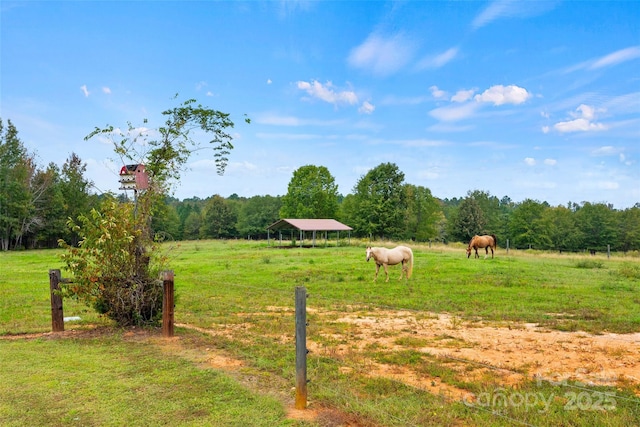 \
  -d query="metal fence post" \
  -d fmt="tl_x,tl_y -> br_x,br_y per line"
295,286 -> 307,409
